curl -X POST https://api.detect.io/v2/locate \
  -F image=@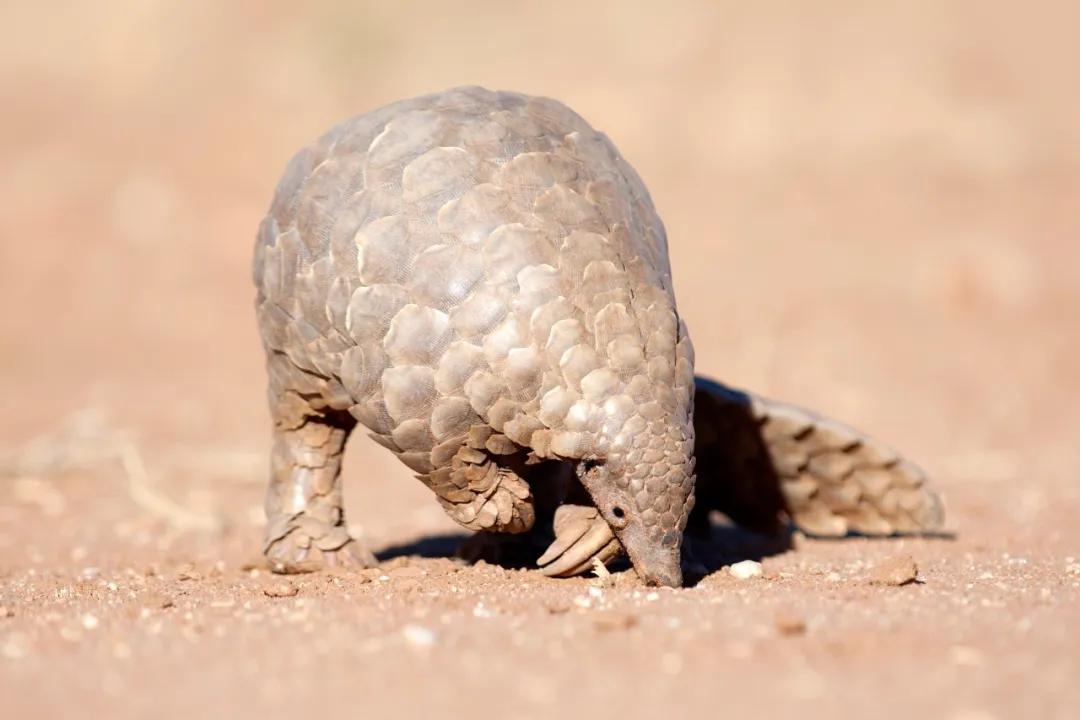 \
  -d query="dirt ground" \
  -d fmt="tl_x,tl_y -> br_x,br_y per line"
1,2 -> 1078,718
